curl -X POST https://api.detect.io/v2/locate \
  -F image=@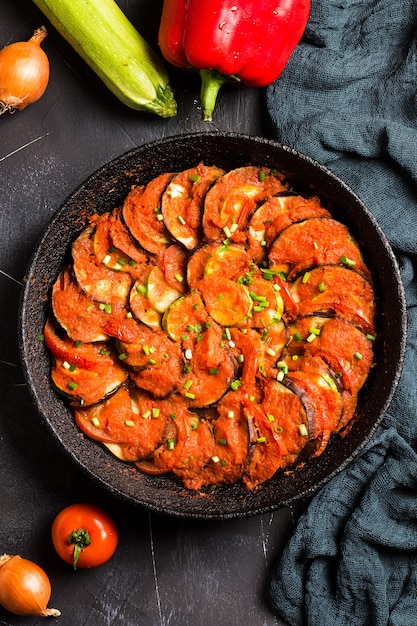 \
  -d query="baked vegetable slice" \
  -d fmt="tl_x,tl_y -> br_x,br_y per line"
243,401 -> 283,490
108,207 -> 149,266
72,226 -> 133,307
289,264 -> 376,334
176,322 -> 236,408
161,163 -> 225,249
52,266 -> 109,342
74,385 -> 169,461
283,355 -> 343,457
202,166 -> 287,241
122,174 -> 174,255
32,0 -> 177,117
247,193 -> 330,262
269,217 -> 371,280
45,319 -> 128,407
198,275 -> 253,326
